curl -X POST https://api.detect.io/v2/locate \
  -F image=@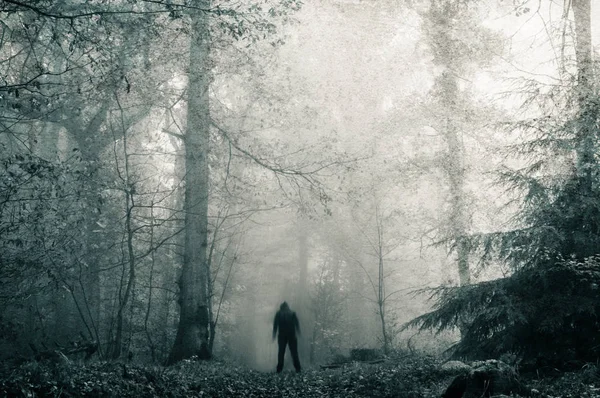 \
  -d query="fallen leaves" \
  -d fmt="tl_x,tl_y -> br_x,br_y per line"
2,355 -> 600,397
